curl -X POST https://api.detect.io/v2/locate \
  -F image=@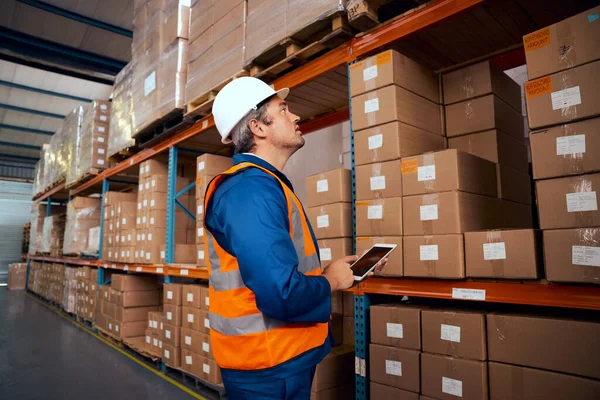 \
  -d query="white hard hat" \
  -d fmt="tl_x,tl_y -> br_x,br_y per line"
213,77 -> 289,144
